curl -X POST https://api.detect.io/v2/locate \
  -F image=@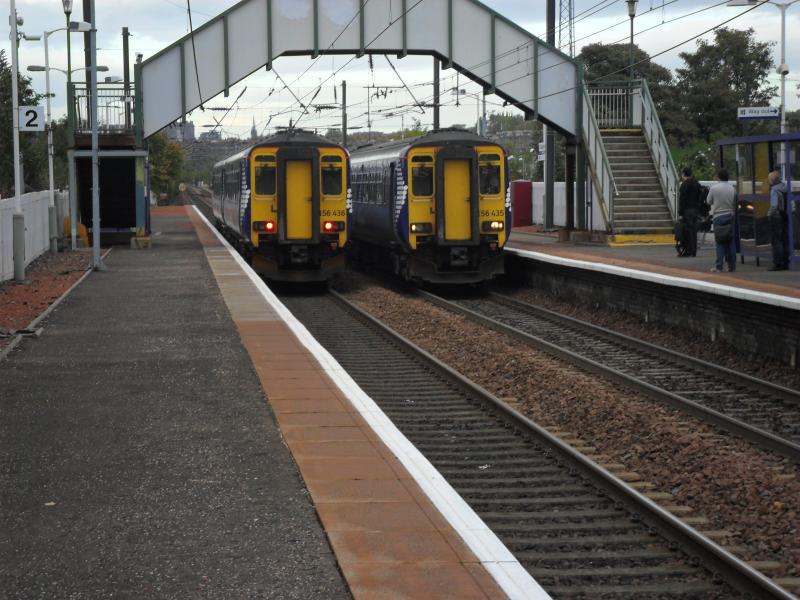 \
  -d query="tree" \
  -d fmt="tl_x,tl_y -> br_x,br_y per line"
147,132 -> 185,197
676,28 -> 776,141
0,49 -> 45,198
